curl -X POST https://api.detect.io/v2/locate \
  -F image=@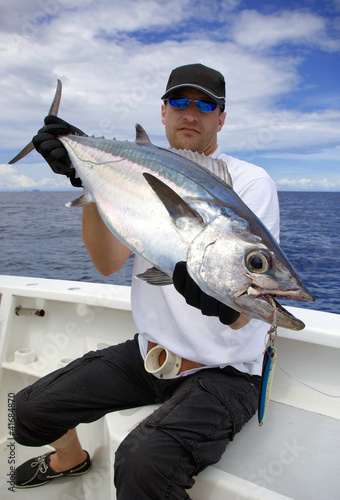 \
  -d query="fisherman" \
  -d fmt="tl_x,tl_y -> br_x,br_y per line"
14,64 -> 280,498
